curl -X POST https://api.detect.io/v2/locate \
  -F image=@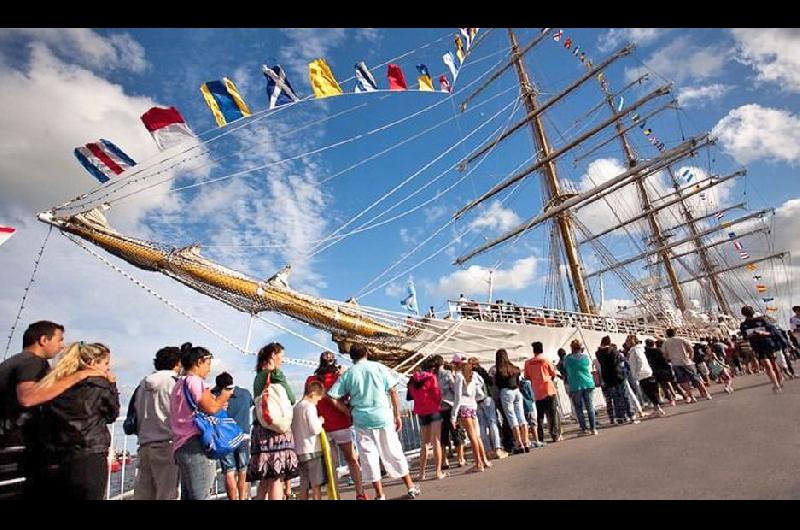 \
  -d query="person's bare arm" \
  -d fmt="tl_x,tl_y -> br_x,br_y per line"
389,386 -> 402,432
197,387 -> 231,414
17,368 -> 103,408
